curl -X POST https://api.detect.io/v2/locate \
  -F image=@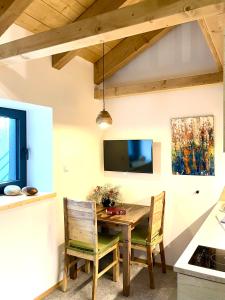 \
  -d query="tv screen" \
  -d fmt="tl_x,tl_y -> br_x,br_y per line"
104,139 -> 153,173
